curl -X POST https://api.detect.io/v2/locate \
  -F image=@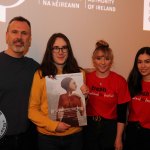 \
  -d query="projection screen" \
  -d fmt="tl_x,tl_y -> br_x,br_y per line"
0,0 -> 150,78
